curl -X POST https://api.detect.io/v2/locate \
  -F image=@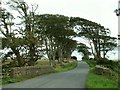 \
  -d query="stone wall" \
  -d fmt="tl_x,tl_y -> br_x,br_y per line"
10,65 -> 54,78
95,65 -> 111,76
